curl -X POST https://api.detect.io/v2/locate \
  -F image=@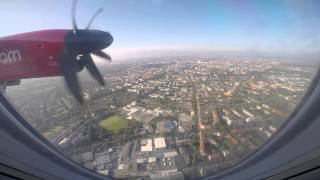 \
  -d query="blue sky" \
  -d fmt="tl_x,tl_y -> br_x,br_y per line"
0,0 -> 320,59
